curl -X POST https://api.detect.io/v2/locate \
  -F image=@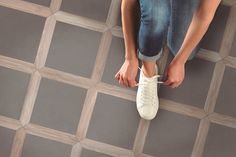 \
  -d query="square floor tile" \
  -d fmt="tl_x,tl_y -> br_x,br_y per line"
23,0 -> 51,6
21,134 -> 72,157
101,36 -> 140,91
201,4 -> 230,52
229,33 -> 236,57
143,109 -> 200,157
60,0 -> 111,22
159,54 -> 215,108
46,21 -> 101,78
214,66 -> 236,117
0,127 -> 15,157
203,123 -> 236,157
0,67 -> 30,119
81,148 -> 113,157
86,93 -> 140,149
0,6 -> 45,63
31,78 -> 87,134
